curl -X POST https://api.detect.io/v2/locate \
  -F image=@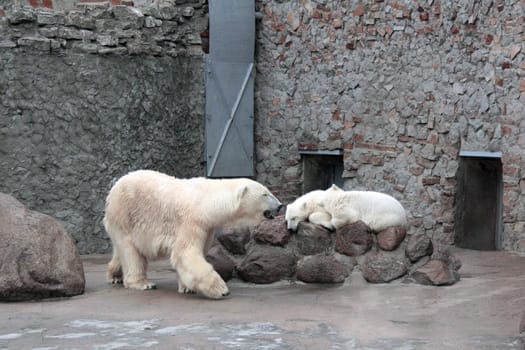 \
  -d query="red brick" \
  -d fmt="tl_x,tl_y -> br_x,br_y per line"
111,0 -> 121,5
485,34 -> 494,45
312,11 -> 323,19
450,25 -> 459,34
355,142 -> 397,153
122,0 -> 134,5
316,4 -> 330,11
0,8 -> 4,16
390,2 -> 404,10
519,80 -> 525,92
501,125 -> 512,136
501,61 -> 512,69
409,166 -> 424,176
422,177 -> 441,186
332,110 -> 342,120
495,77 -> 504,87
416,156 -> 434,169
346,42 -> 355,50
419,12 -> 429,21
434,1 -> 441,15
352,4 -> 365,16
